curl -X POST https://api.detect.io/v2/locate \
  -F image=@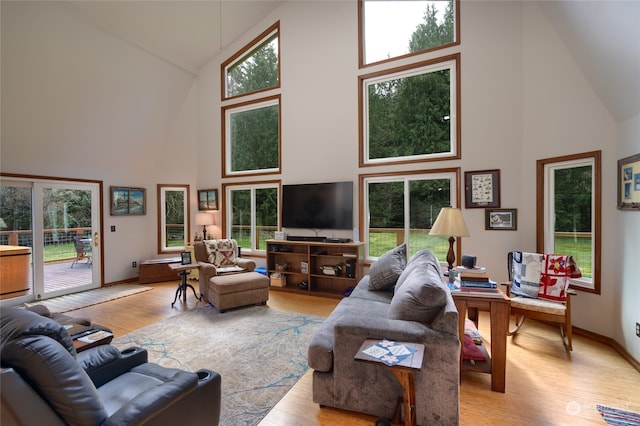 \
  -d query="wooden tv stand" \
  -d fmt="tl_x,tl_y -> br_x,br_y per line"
266,239 -> 363,298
